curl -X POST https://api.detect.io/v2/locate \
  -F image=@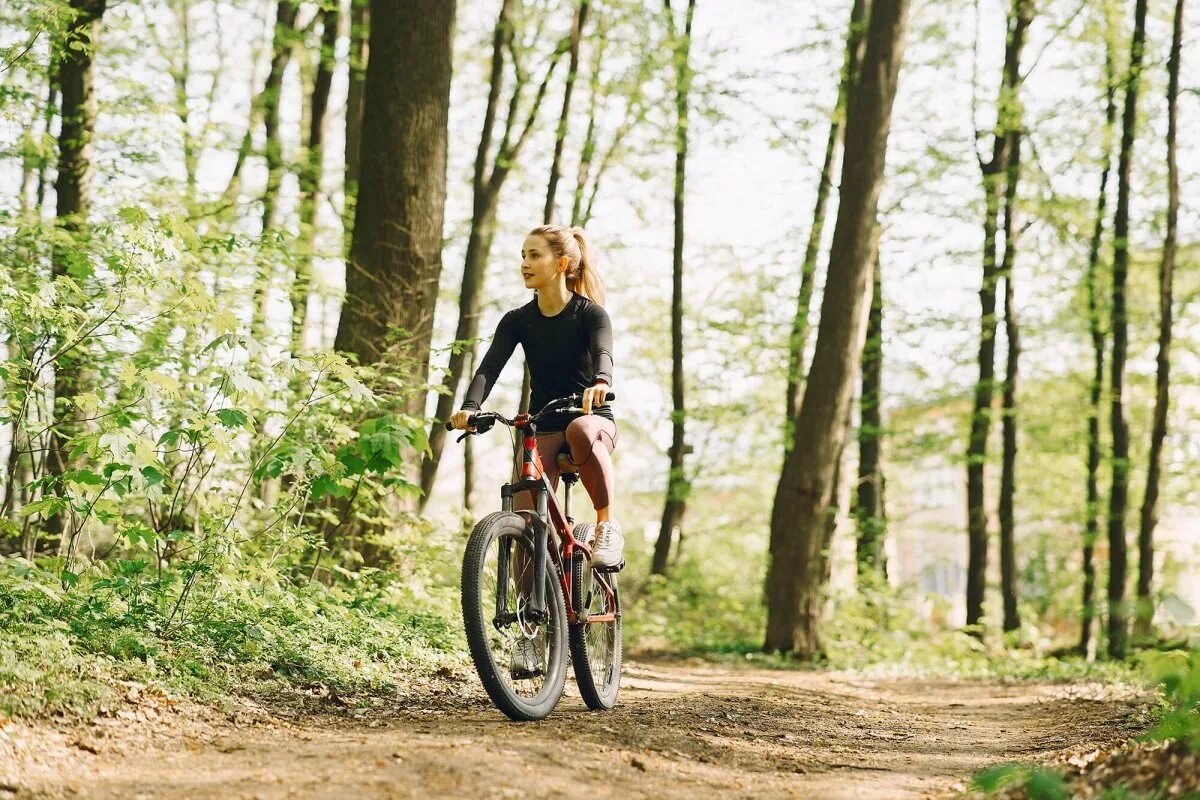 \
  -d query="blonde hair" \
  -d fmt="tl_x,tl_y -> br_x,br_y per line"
528,224 -> 605,306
